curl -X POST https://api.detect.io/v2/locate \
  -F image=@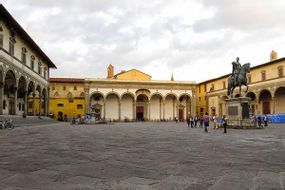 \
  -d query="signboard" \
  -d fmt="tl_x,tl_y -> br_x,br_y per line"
228,106 -> 238,116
